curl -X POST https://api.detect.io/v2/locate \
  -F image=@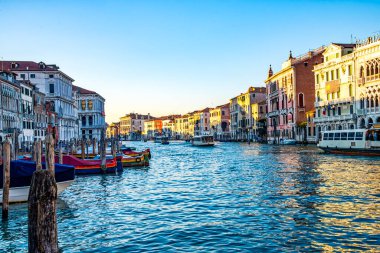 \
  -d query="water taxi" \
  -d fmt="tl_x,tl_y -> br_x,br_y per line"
154,136 -> 169,144
318,126 -> 380,156
192,135 -> 215,146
